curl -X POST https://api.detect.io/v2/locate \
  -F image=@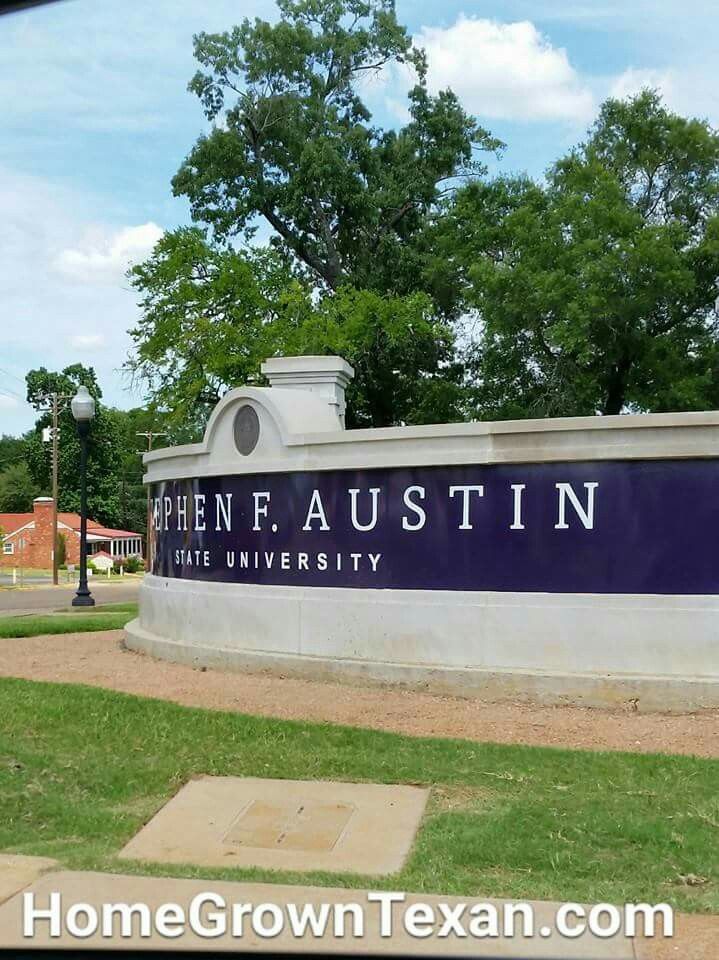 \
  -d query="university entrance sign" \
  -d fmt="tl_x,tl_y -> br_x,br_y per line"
151,461 -> 718,595
126,356 -> 719,709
